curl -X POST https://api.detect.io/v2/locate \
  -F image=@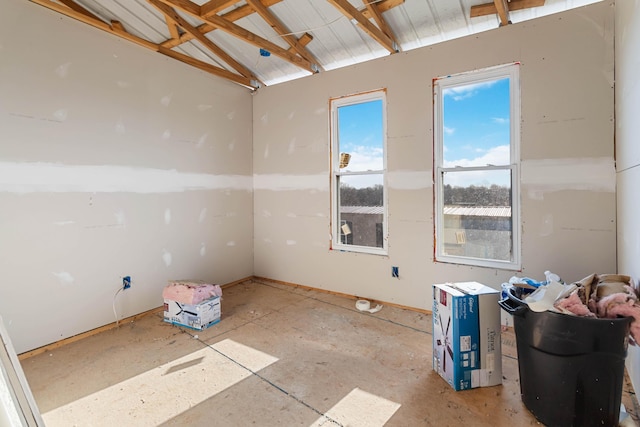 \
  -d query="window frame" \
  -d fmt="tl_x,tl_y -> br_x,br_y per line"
433,63 -> 521,270
330,89 -> 388,256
